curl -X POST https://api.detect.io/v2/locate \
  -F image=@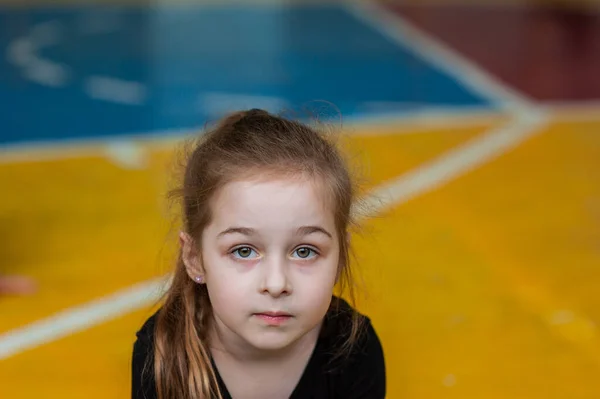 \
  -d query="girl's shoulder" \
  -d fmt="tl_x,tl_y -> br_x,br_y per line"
321,296 -> 375,343
132,311 -> 160,399
318,297 -> 386,398
135,310 -> 160,345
